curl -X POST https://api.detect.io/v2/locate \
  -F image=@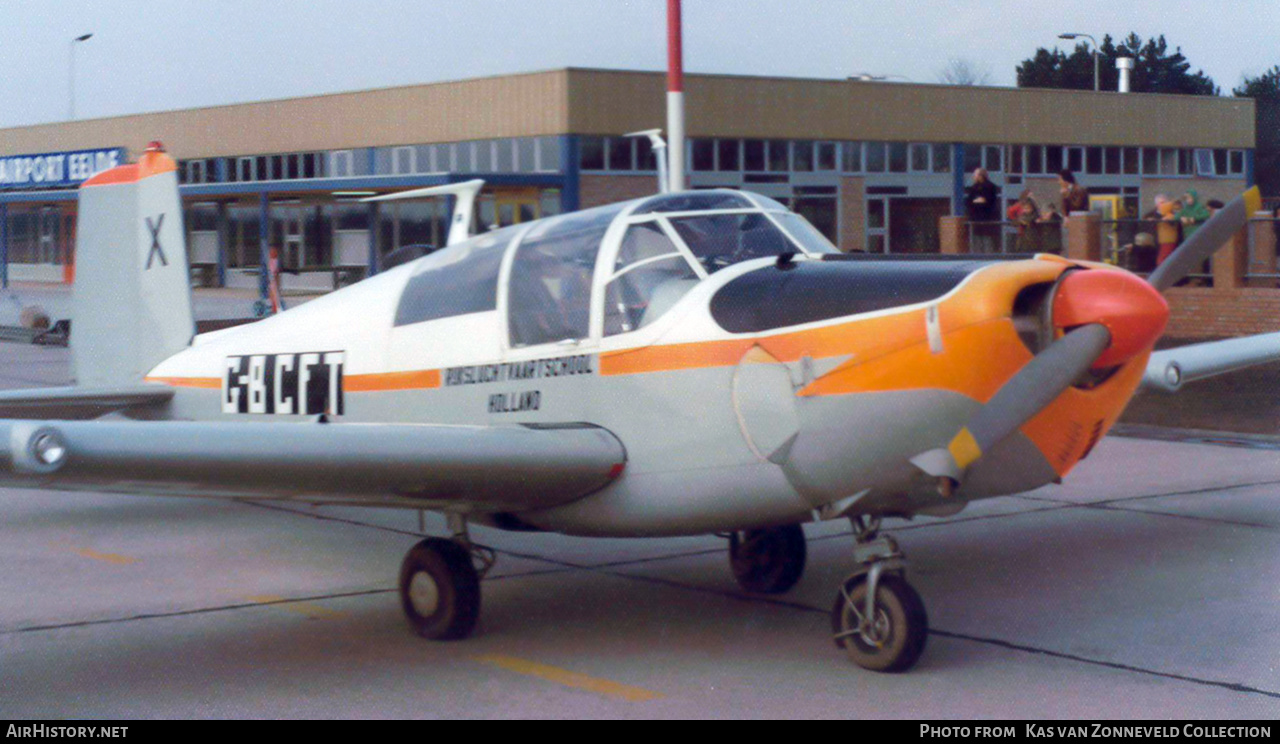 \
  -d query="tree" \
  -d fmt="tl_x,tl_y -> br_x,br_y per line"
1016,33 -> 1218,95
1233,66 -> 1280,100
937,58 -> 992,86
1235,67 -> 1280,198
